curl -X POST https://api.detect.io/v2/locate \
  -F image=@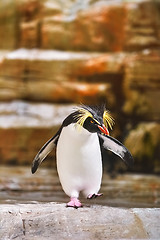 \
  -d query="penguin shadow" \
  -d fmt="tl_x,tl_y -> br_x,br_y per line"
102,150 -> 129,178
70,193 -> 104,209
